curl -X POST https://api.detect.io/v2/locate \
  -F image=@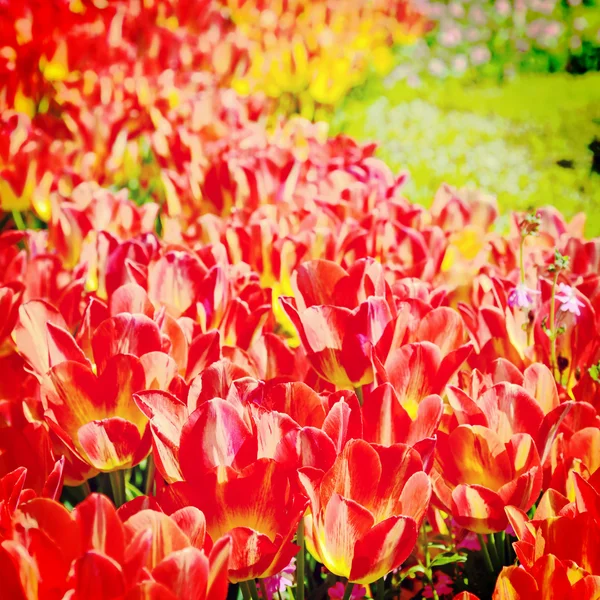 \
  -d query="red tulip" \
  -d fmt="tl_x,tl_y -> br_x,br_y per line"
506,493 -> 600,576
493,558 -> 600,599
0,491 -> 231,600
385,341 -> 471,418
41,354 -> 151,476
446,383 -> 544,442
281,295 -> 394,389
159,459 -> 306,582
299,439 -> 431,584
433,426 -> 542,533
362,382 -> 443,452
